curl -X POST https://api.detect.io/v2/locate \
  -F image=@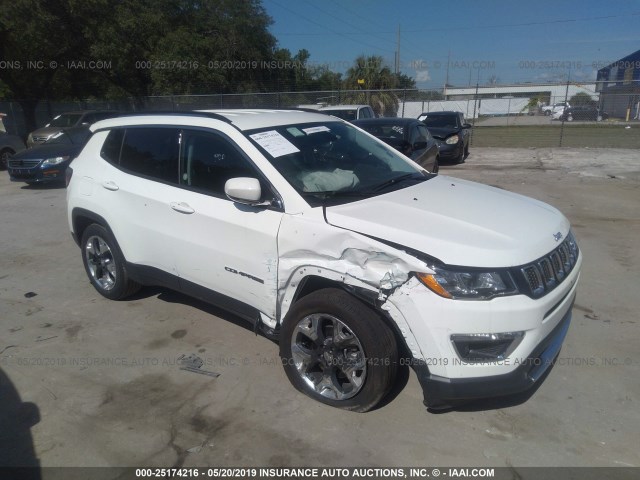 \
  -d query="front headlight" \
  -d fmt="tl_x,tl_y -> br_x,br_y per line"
416,266 -> 518,300
42,155 -> 69,166
445,134 -> 459,145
